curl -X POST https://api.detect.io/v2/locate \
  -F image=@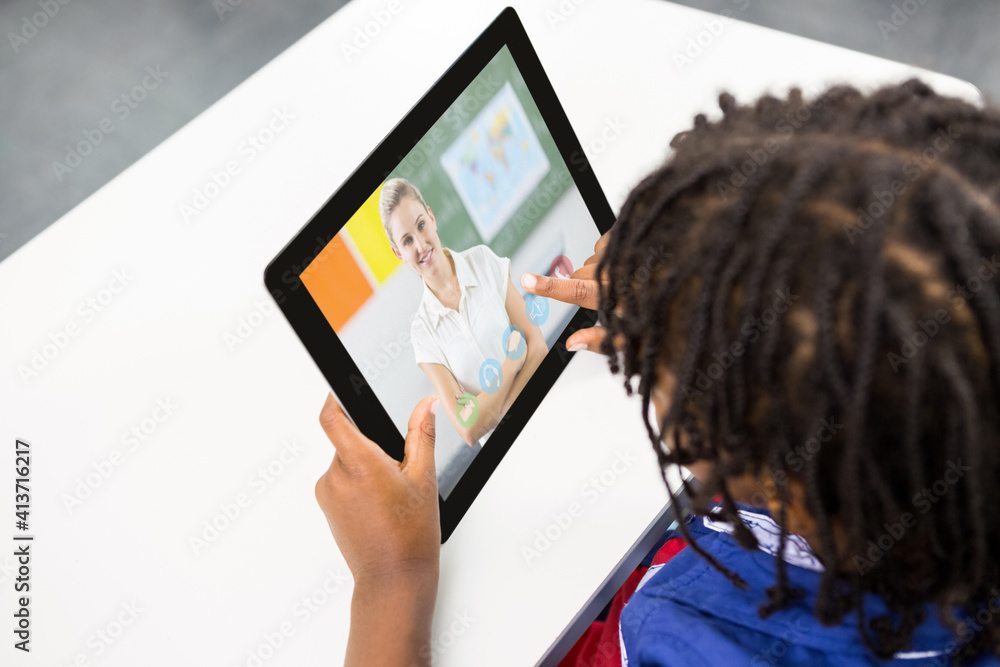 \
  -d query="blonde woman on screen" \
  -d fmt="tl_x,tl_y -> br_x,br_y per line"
380,178 -> 548,446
